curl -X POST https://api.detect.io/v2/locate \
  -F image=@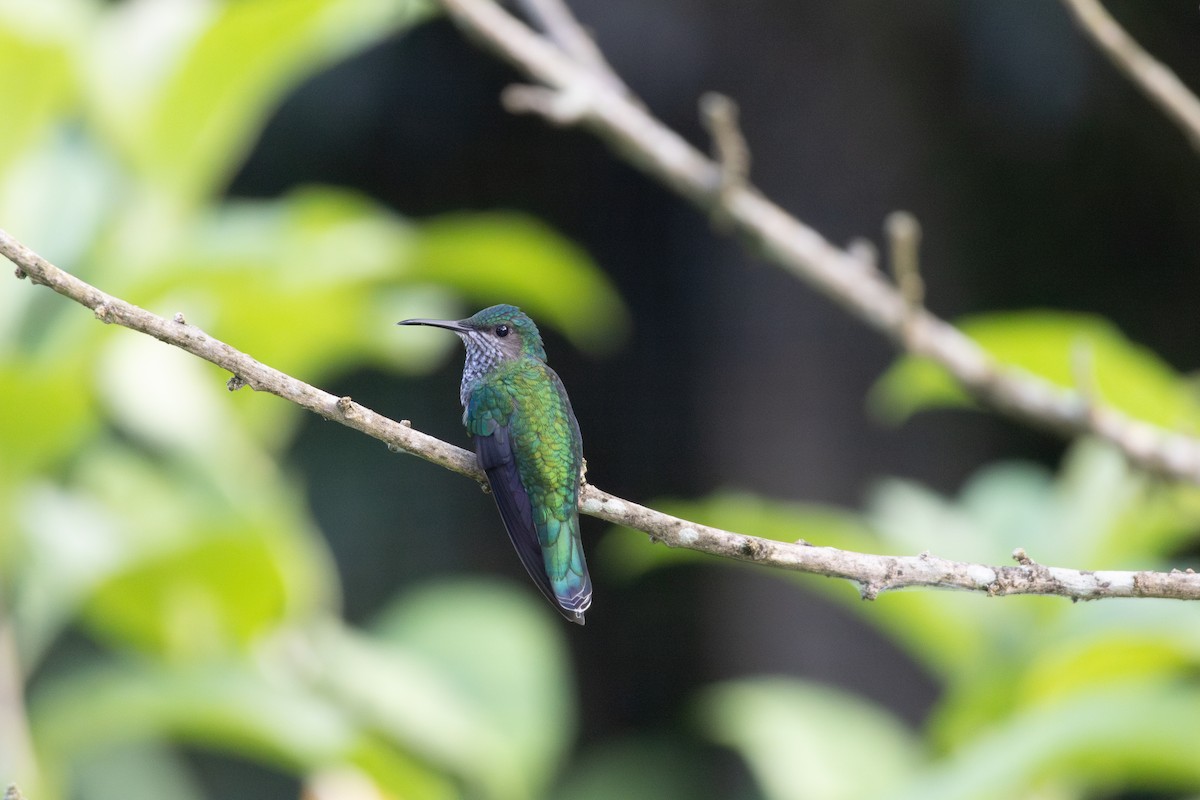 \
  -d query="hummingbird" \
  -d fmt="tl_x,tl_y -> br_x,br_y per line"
398,304 -> 593,625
